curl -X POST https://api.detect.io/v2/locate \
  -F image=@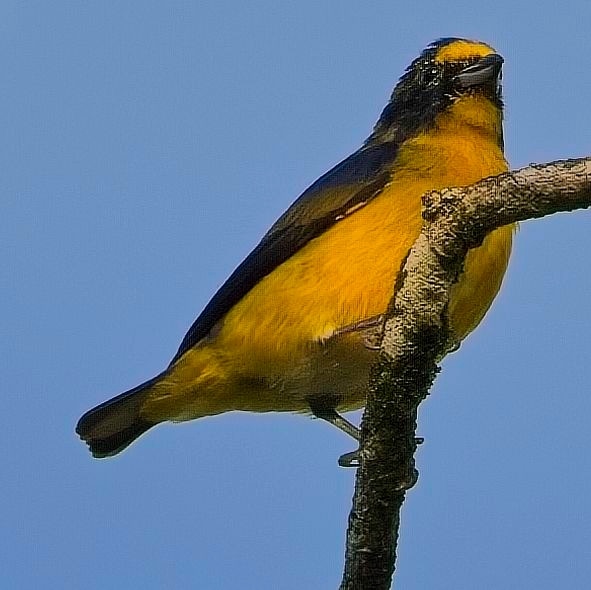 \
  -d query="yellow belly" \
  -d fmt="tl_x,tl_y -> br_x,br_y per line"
141,128 -> 513,421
